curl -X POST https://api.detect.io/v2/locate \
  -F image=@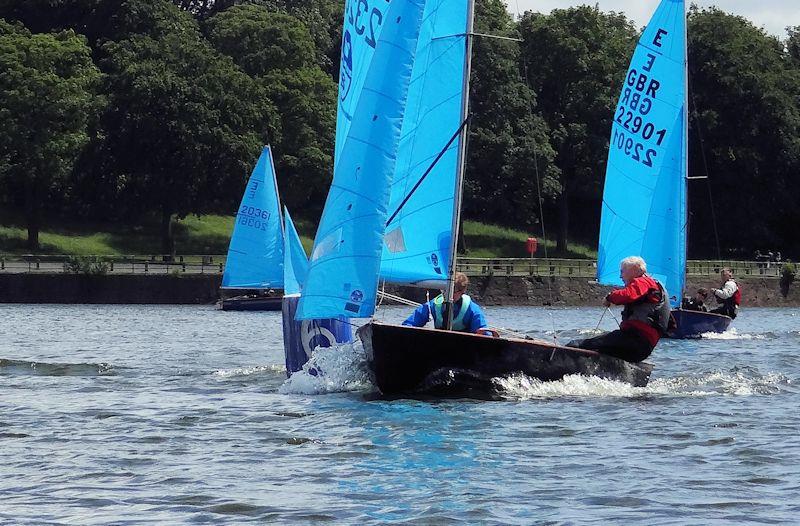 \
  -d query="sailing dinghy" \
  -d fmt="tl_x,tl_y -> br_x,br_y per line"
596,0 -> 731,338
296,0 -> 653,396
220,145 -> 284,311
